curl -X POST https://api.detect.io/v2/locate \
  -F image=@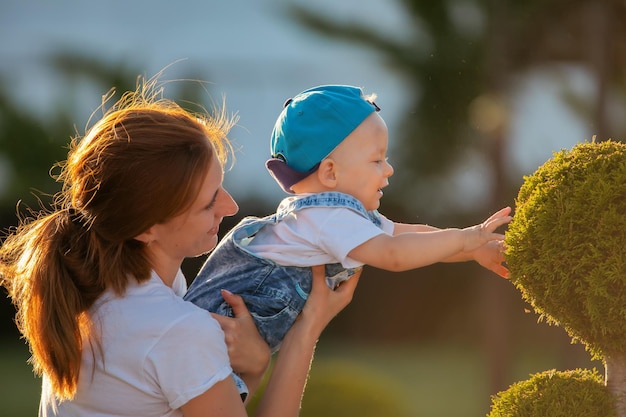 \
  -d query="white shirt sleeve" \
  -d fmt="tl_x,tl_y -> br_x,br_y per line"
145,310 -> 233,410
314,208 -> 393,268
